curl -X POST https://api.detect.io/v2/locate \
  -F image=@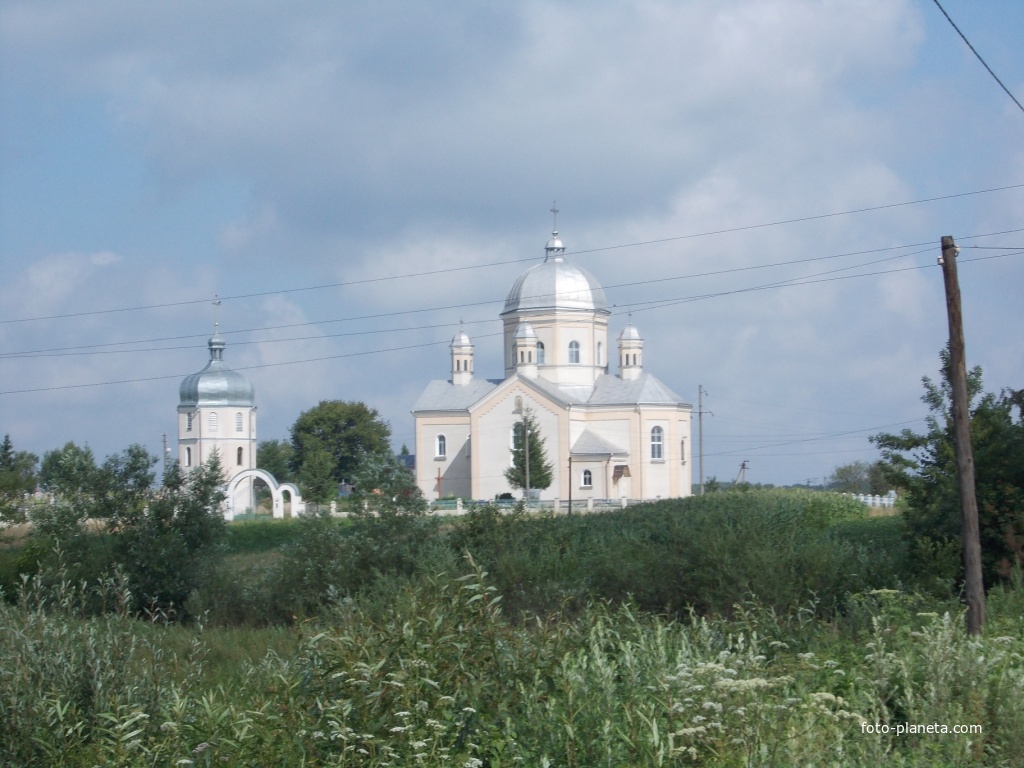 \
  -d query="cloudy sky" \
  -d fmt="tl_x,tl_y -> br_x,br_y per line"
2,0 -> 1022,488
